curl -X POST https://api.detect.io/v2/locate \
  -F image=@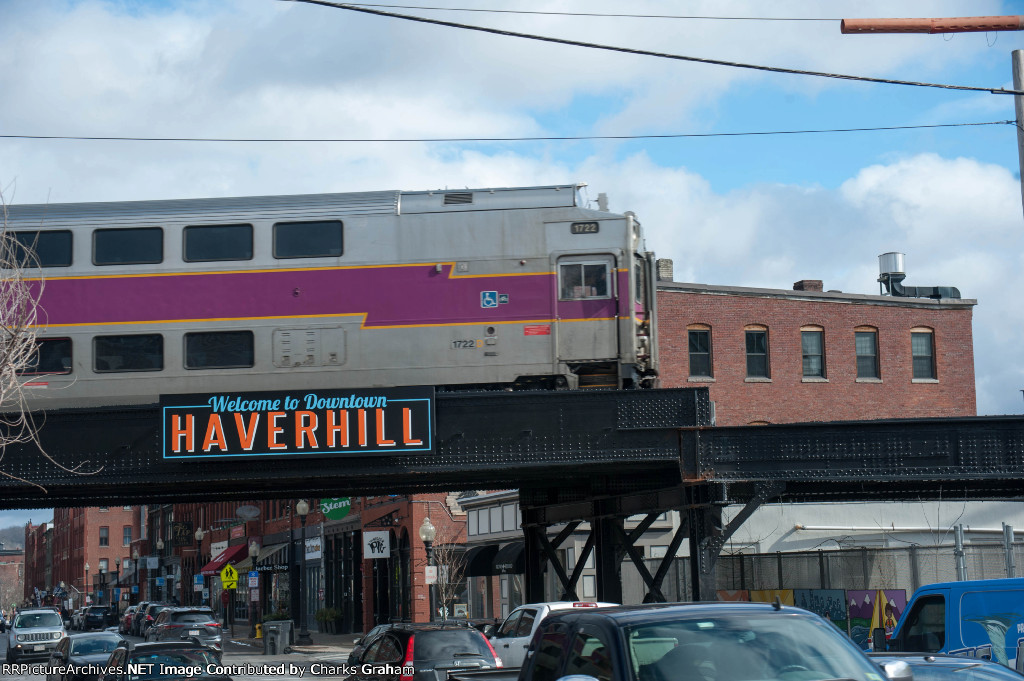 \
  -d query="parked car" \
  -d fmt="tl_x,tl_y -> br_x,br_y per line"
451,602 -> 903,681
5,606 -> 68,663
487,601 -> 617,668
69,608 -> 85,631
129,602 -> 151,636
348,622 -> 502,680
46,631 -> 124,681
145,607 -> 222,657
99,641 -> 232,681
870,653 -> 1024,681
118,605 -> 138,635
347,623 -> 396,665
135,602 -> 170,638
